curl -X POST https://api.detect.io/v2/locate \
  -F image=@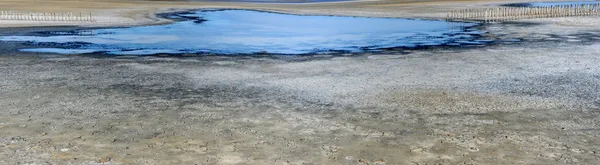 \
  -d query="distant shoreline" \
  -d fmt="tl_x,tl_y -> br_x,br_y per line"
0,0 -> 573,28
